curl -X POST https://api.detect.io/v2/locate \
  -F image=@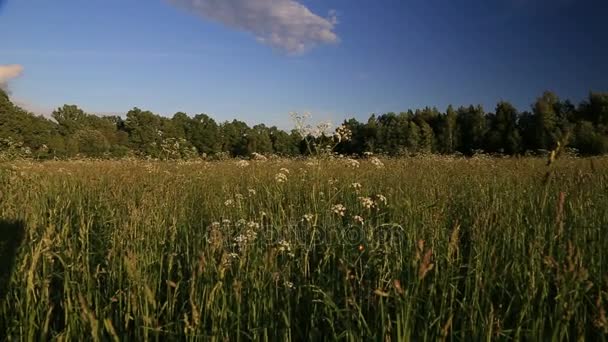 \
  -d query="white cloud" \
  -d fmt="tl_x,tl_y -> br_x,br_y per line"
0,64 -> 23,90
168,0 -> 339,54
